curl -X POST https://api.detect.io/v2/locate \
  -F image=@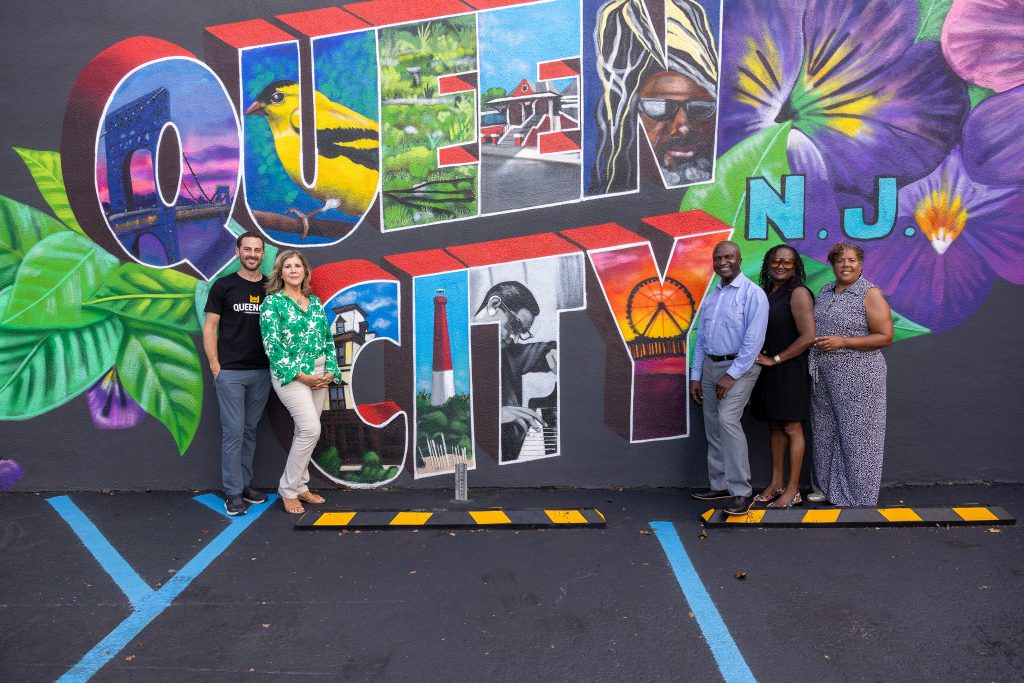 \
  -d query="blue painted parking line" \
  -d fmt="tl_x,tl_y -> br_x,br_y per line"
47,493 -> 276,682
649,521 -> 756,683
